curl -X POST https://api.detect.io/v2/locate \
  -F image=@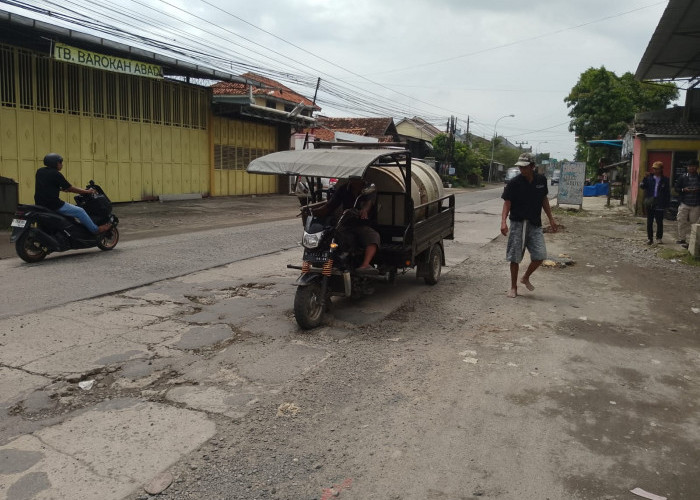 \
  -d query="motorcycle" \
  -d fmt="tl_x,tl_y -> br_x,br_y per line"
248,147 -> 455,331
10,180 -> 119,263
292,184 -> 394,329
